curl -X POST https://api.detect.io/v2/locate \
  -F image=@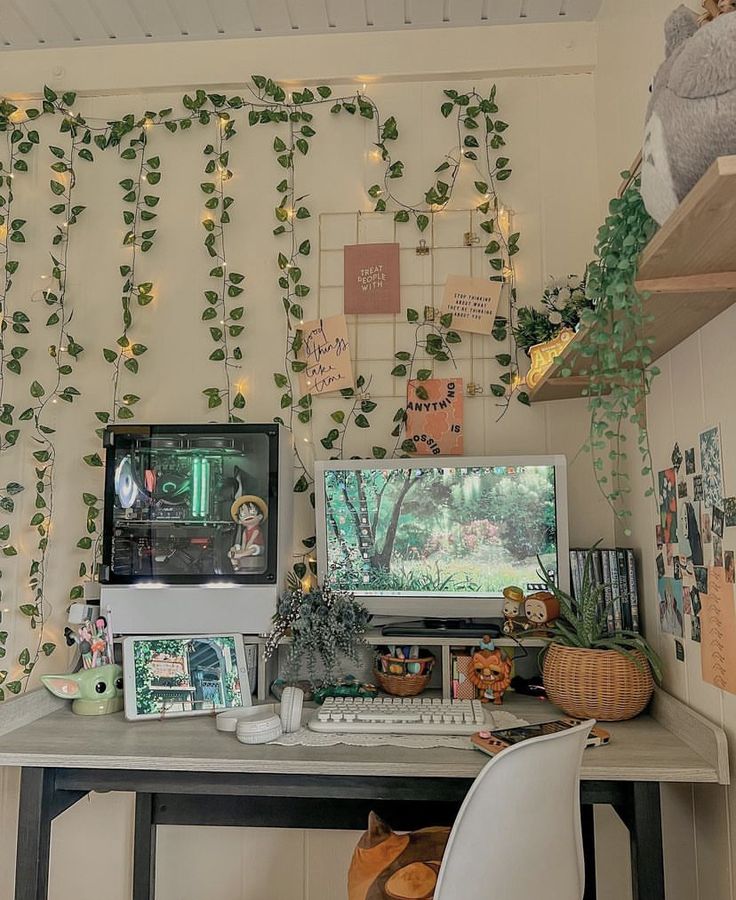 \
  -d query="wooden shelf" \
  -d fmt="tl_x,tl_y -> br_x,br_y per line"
530,155 -> 736,402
